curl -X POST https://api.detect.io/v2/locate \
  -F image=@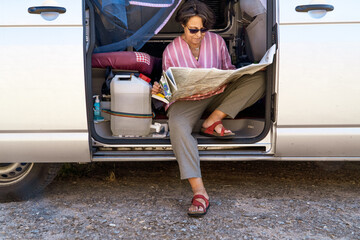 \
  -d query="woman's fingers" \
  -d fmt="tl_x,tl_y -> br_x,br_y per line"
154,81 -> 160,88
151,81 -> 161,95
